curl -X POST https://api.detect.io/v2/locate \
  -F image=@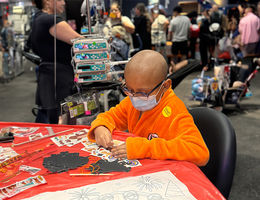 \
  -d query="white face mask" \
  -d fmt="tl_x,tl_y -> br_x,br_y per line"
153,9 -> 159,14
130,84 -> 164,111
